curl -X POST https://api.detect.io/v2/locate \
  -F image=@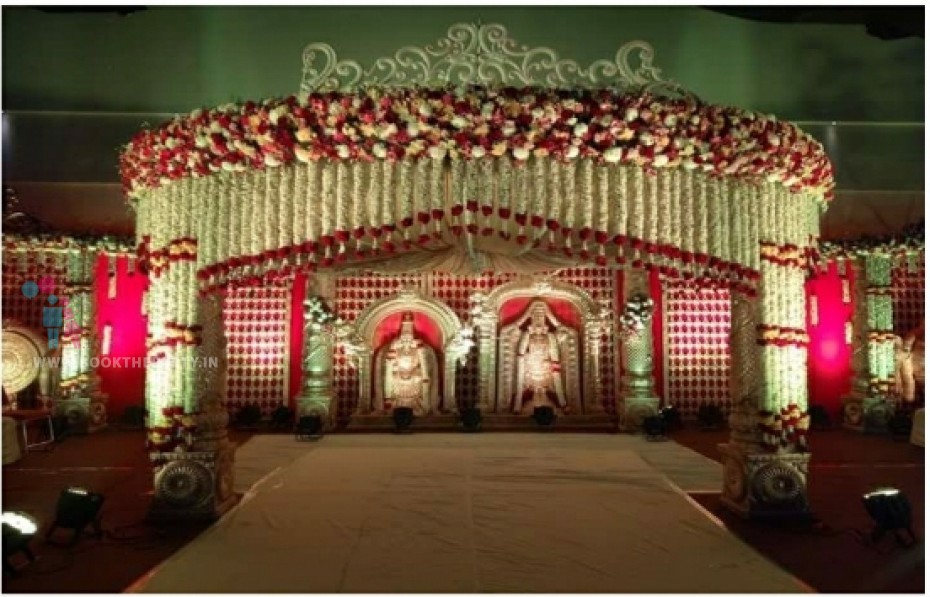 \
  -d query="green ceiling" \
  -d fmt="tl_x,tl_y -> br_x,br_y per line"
1,6 -> 924,196
3,6 -> 924,120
